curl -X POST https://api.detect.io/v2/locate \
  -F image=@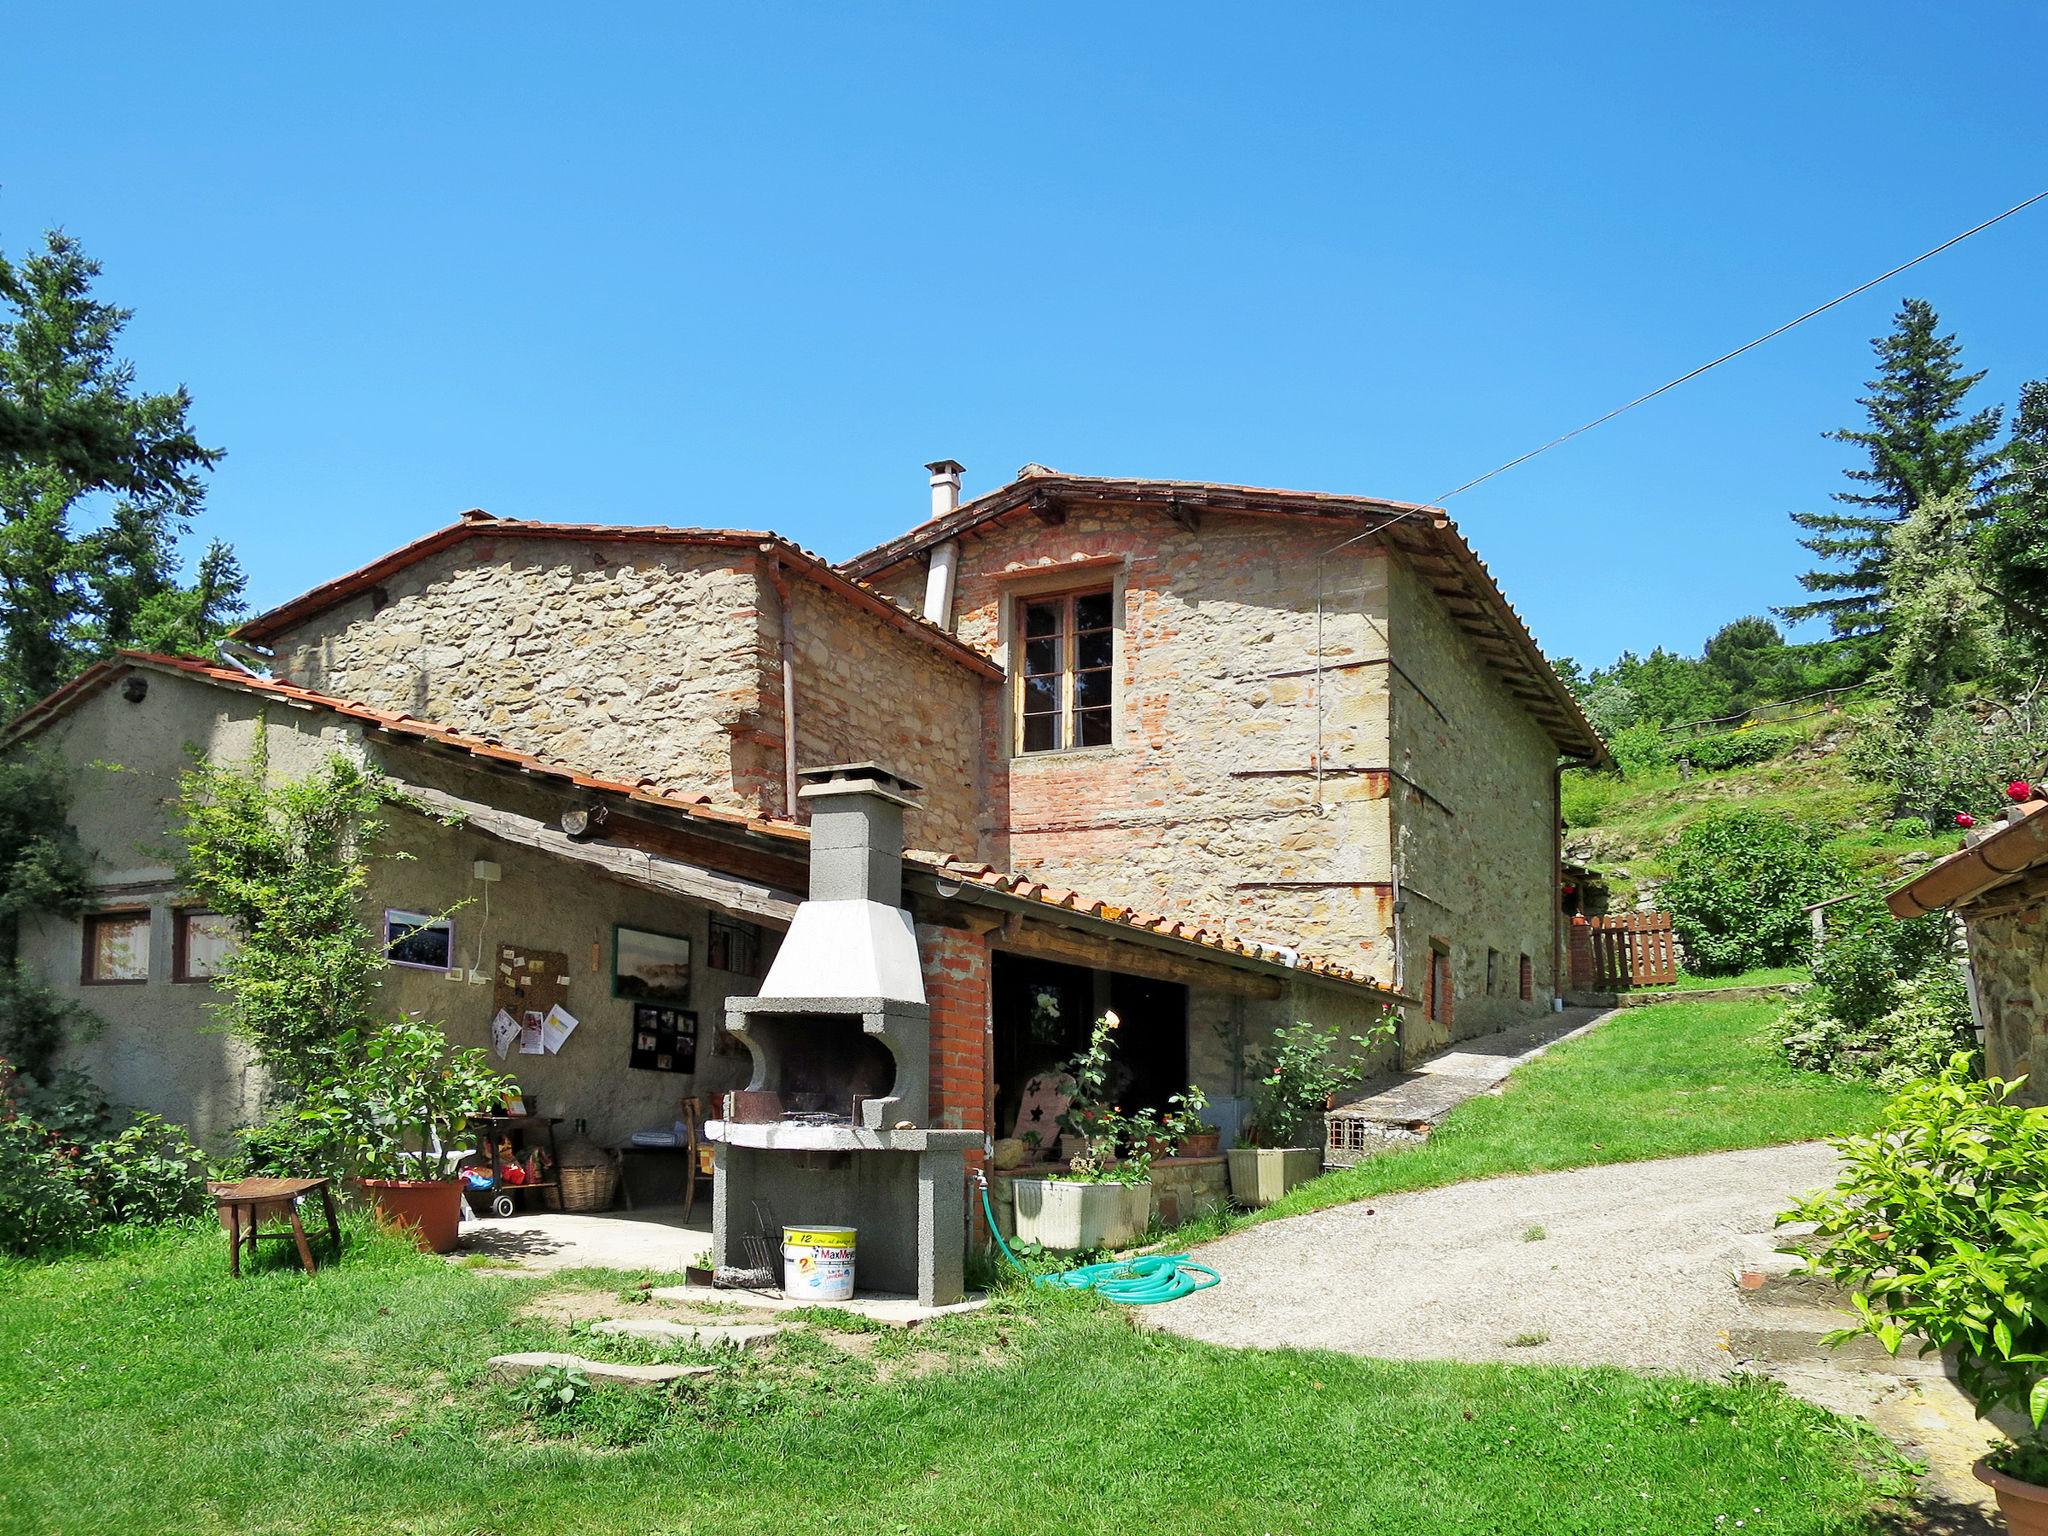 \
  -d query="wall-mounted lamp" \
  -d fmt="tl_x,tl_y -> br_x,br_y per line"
560,804 -> 609,839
